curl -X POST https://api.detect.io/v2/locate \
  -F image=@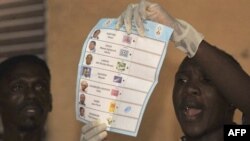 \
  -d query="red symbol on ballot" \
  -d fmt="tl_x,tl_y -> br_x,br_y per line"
111,89 -> 119,97
122,35 -> 132,44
